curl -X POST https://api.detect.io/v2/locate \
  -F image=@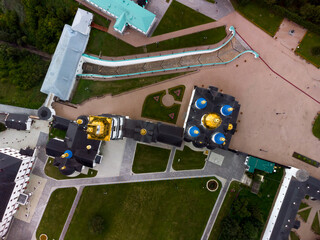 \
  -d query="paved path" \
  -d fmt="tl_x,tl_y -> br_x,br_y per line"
119,138 -> 136,176
177,0 -> 234,20
201,180 -> 230,240
0,104 -> 38,116
166,147 -> 176,172
59,186 -> 84,240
